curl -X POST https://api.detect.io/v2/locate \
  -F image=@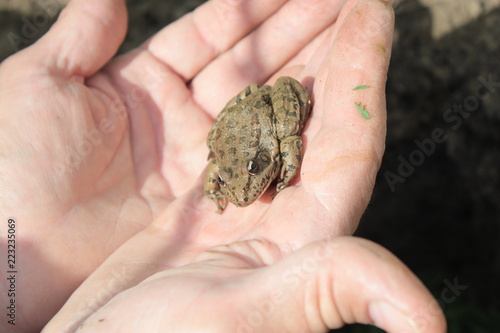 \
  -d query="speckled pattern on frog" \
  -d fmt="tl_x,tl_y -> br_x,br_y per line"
204,76 -> 311,214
